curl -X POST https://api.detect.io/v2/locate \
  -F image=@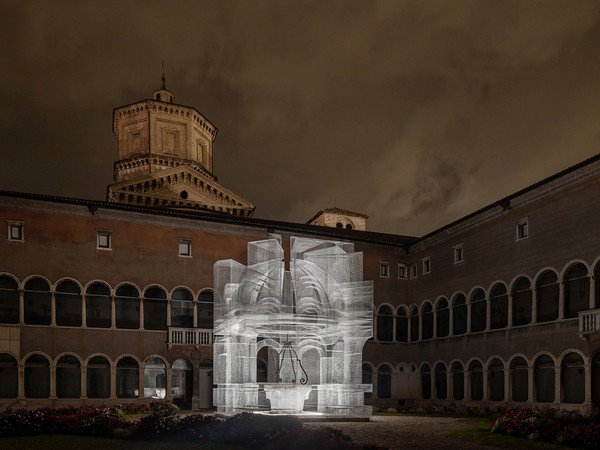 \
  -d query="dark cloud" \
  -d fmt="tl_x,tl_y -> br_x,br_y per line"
1,0 -> 599,235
